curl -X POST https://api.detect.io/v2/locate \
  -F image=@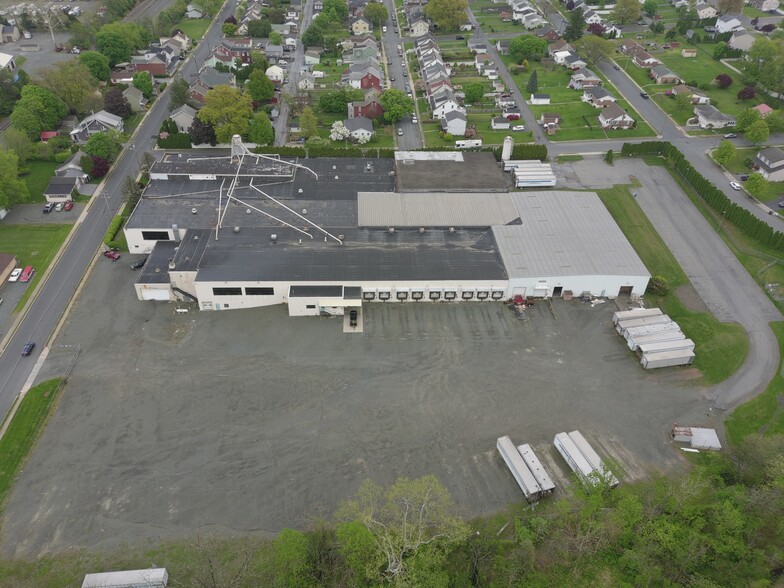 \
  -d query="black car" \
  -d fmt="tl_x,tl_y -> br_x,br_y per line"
456,35 -> 465,40
22,342 -> 35,356
130,256 -> 148,270
349,309 -> 358,327
740,174 -> 749,182
640,92 -> 649,99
